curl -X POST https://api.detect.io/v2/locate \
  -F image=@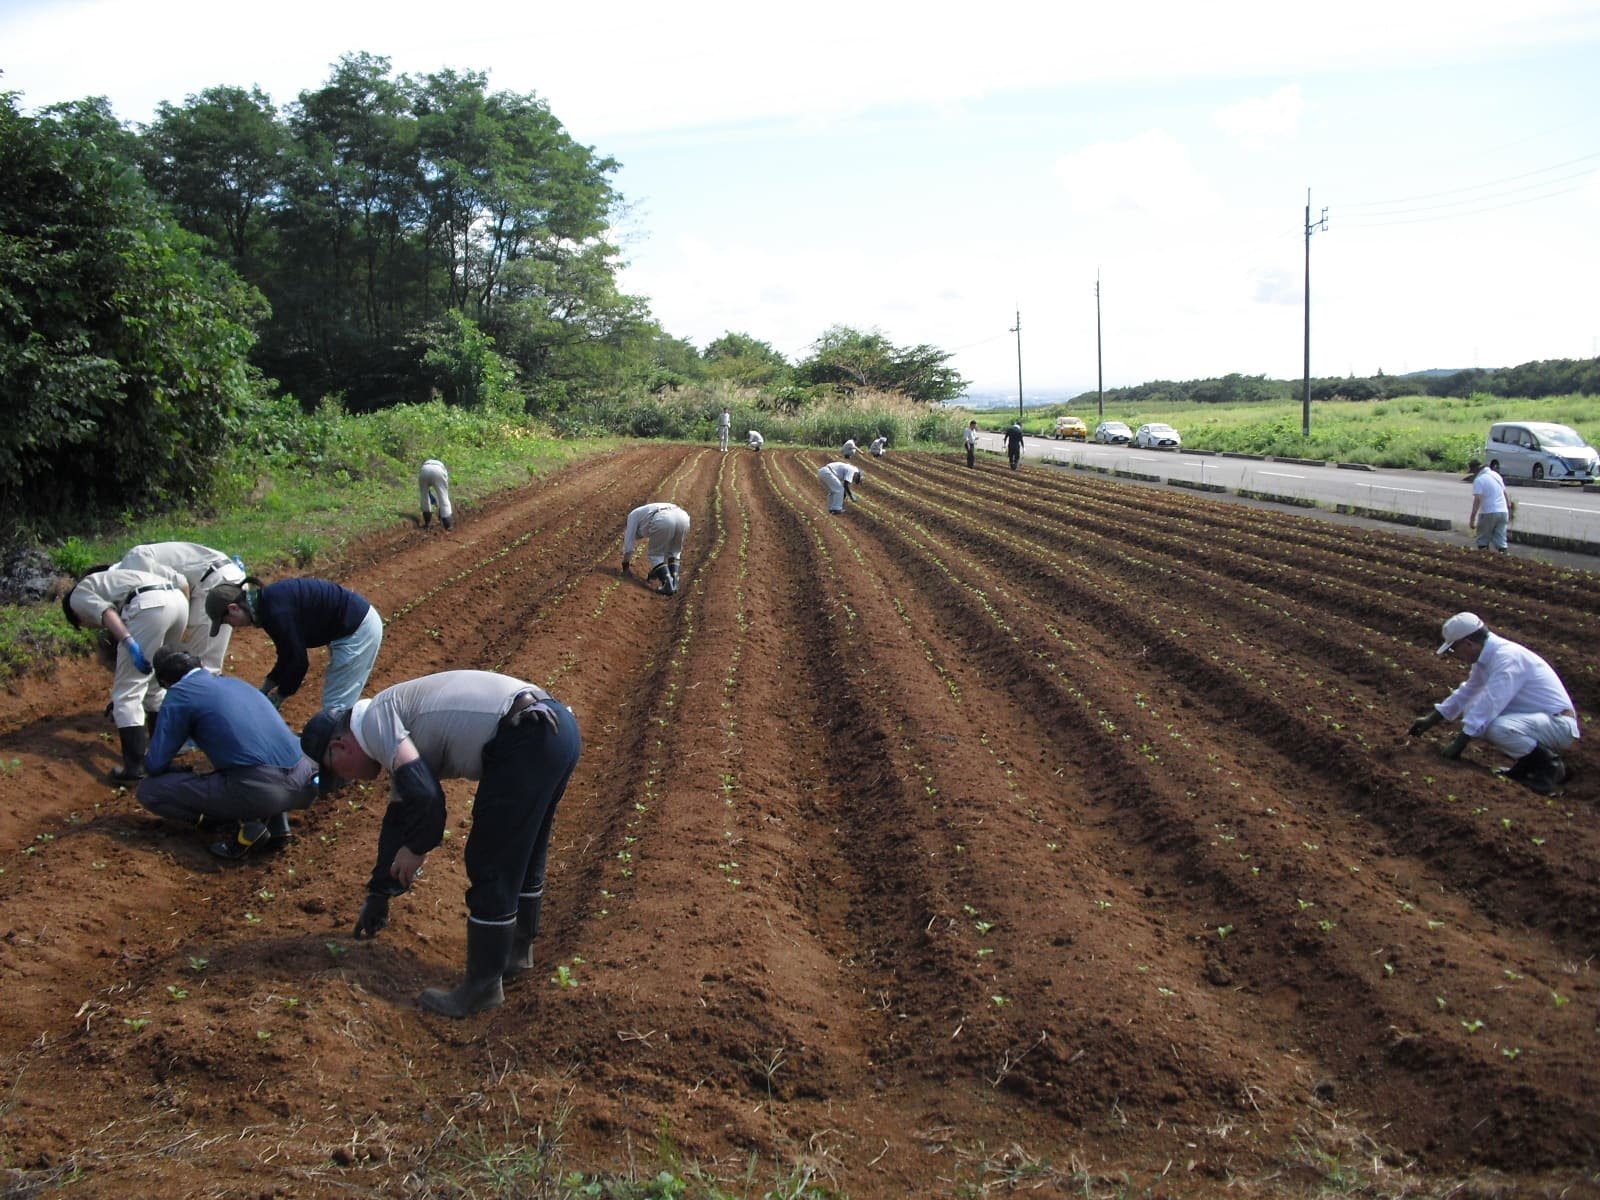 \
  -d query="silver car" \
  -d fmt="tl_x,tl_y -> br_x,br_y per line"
1132,422 -> 1182,450
1485,421 -> 1599,482
1093,420 -> 1132,444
